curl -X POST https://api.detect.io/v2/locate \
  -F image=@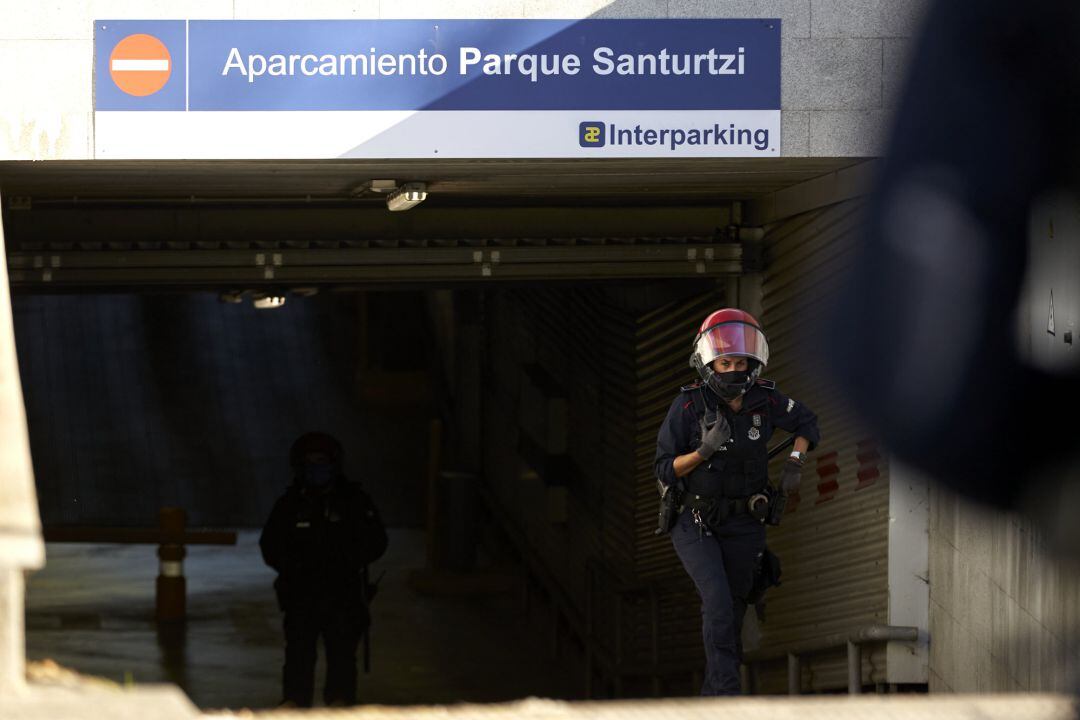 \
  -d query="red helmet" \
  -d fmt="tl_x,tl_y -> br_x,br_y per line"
690,309 -> 769,397
692,309 -> 769,366
289,431 -> 343,469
